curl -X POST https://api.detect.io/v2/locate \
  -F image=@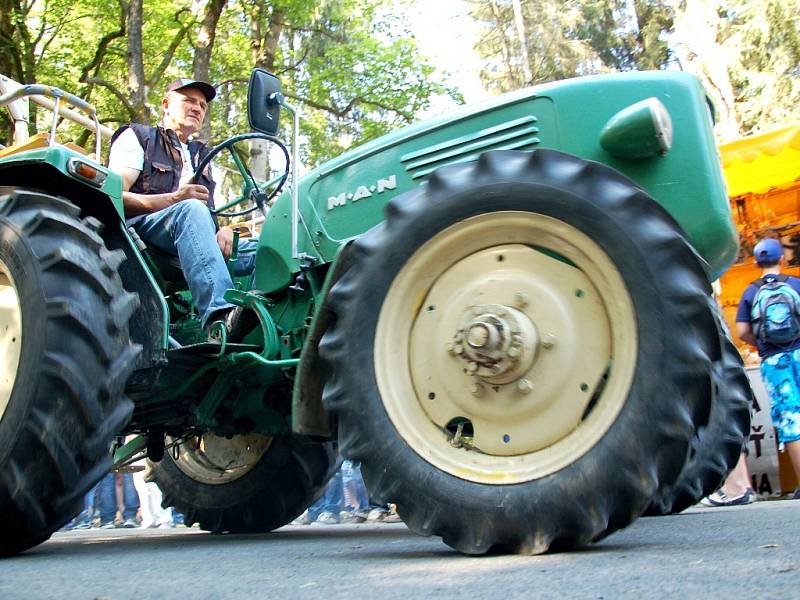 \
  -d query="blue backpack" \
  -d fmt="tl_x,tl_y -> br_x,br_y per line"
750,274 -> 800,345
